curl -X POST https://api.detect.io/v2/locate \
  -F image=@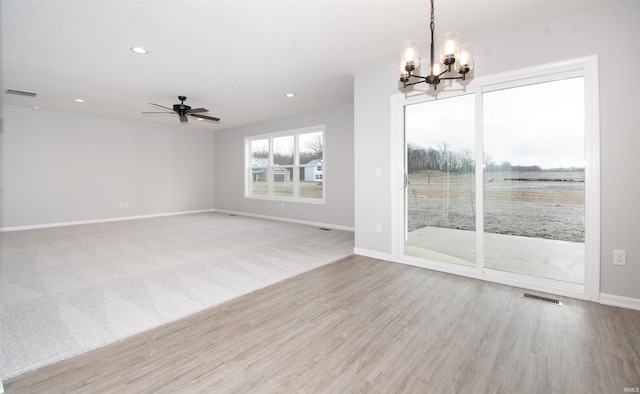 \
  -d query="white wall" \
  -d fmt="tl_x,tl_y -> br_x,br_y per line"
1,105 -> 215,228
214,103 -> 354,229
354,1 -> 640,300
